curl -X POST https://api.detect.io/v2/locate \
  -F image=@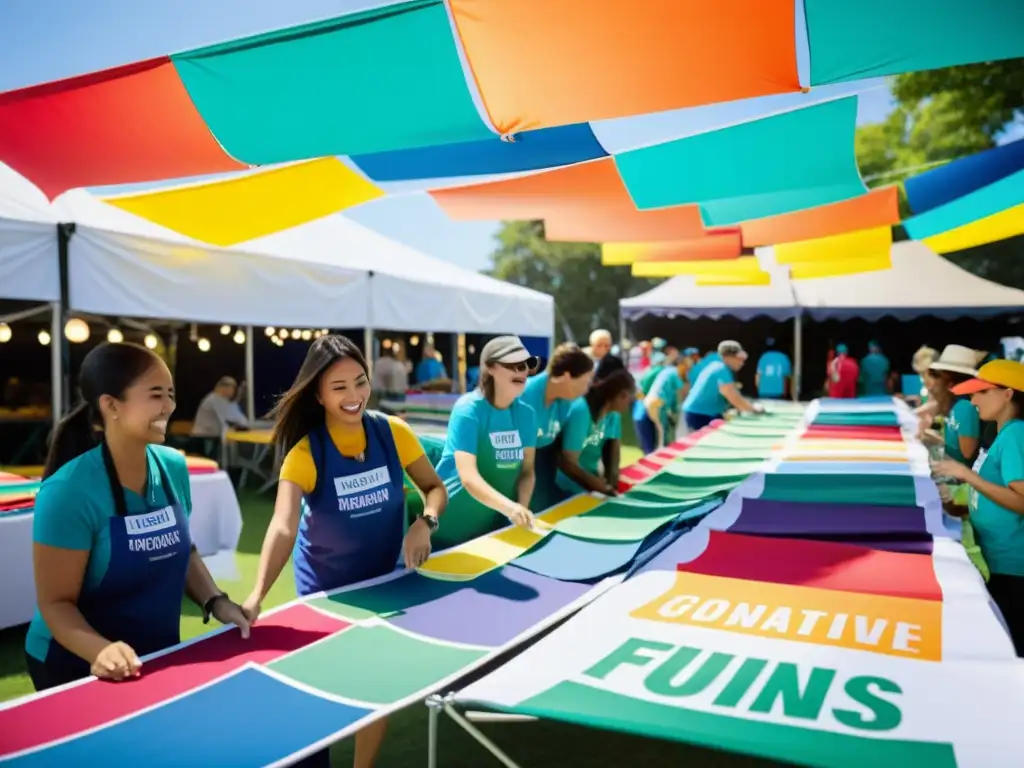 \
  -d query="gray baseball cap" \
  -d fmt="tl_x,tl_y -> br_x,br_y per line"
717,340 -> 748,359
480,335 -> 536,366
